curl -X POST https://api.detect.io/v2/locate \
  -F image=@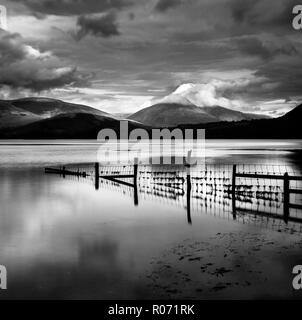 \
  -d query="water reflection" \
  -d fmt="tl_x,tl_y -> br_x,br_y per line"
55,162 -> 302,235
